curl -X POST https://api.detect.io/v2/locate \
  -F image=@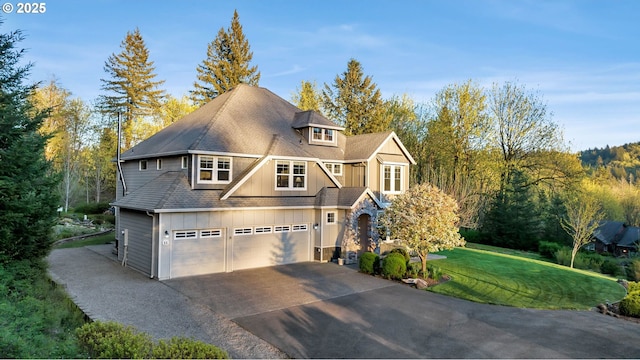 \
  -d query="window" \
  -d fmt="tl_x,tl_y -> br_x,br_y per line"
292,224 -> 308,231
156,159 -> 162,170
274,225 -> 291,233
200,229 -> 222,238
325,163 -> 343,176
276,161 -> 306,190
234,228 -> 253,235
382,164 -> 404,193
255,226 -> 273,234
198,155 -> 232,184
326,212 -> 336,225
139,160 -> 148,171
311,127 -> 335,143
174,230 -> 197,239
181,156 -> 188,169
